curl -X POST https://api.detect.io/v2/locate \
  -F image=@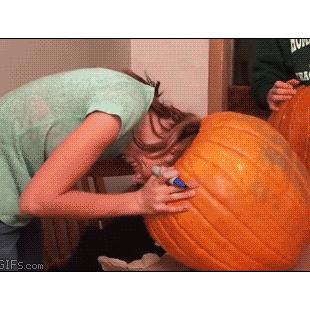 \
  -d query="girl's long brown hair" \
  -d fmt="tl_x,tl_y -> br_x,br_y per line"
122,70 -> 201,161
